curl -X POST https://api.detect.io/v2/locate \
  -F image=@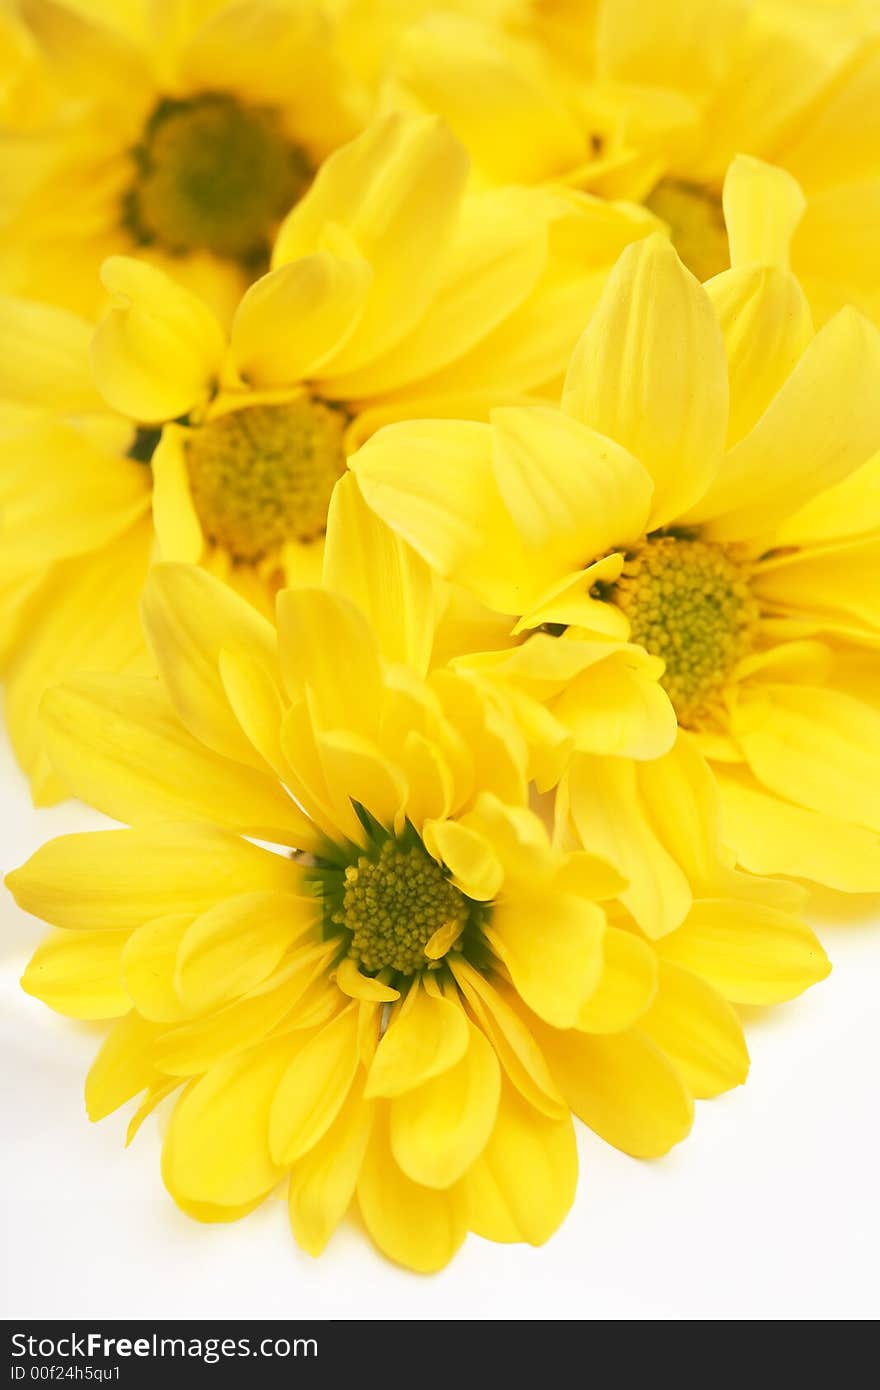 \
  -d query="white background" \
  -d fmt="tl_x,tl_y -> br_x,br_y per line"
2,727 -> 878,1322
